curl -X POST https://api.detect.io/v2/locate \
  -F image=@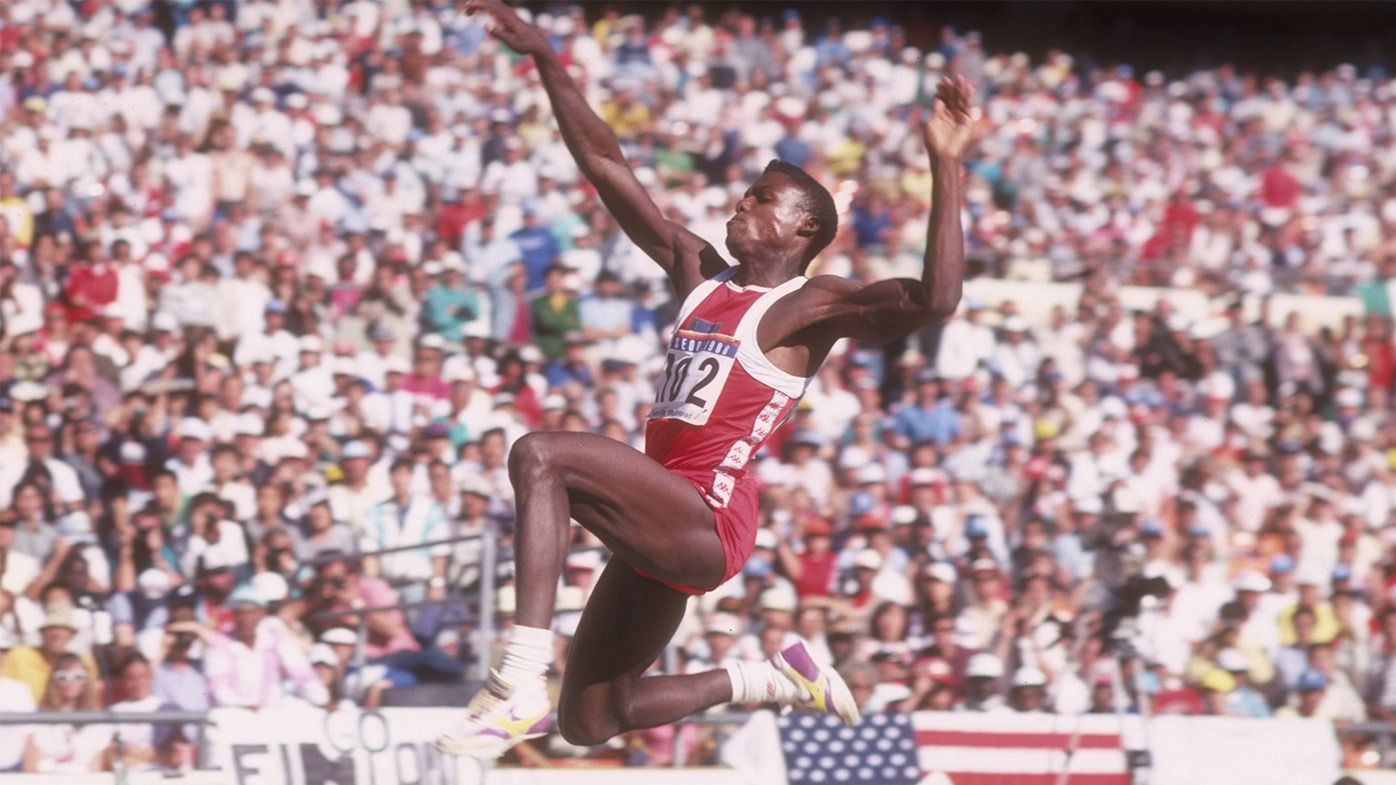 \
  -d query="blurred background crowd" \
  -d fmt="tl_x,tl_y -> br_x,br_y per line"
4,0 -> 1396,773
